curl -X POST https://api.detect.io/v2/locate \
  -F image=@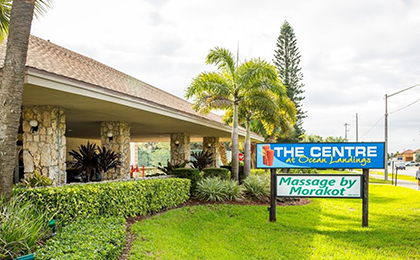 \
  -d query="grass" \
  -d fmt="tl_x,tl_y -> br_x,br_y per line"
353,169 -> 417,183
129,184 -> 420,259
